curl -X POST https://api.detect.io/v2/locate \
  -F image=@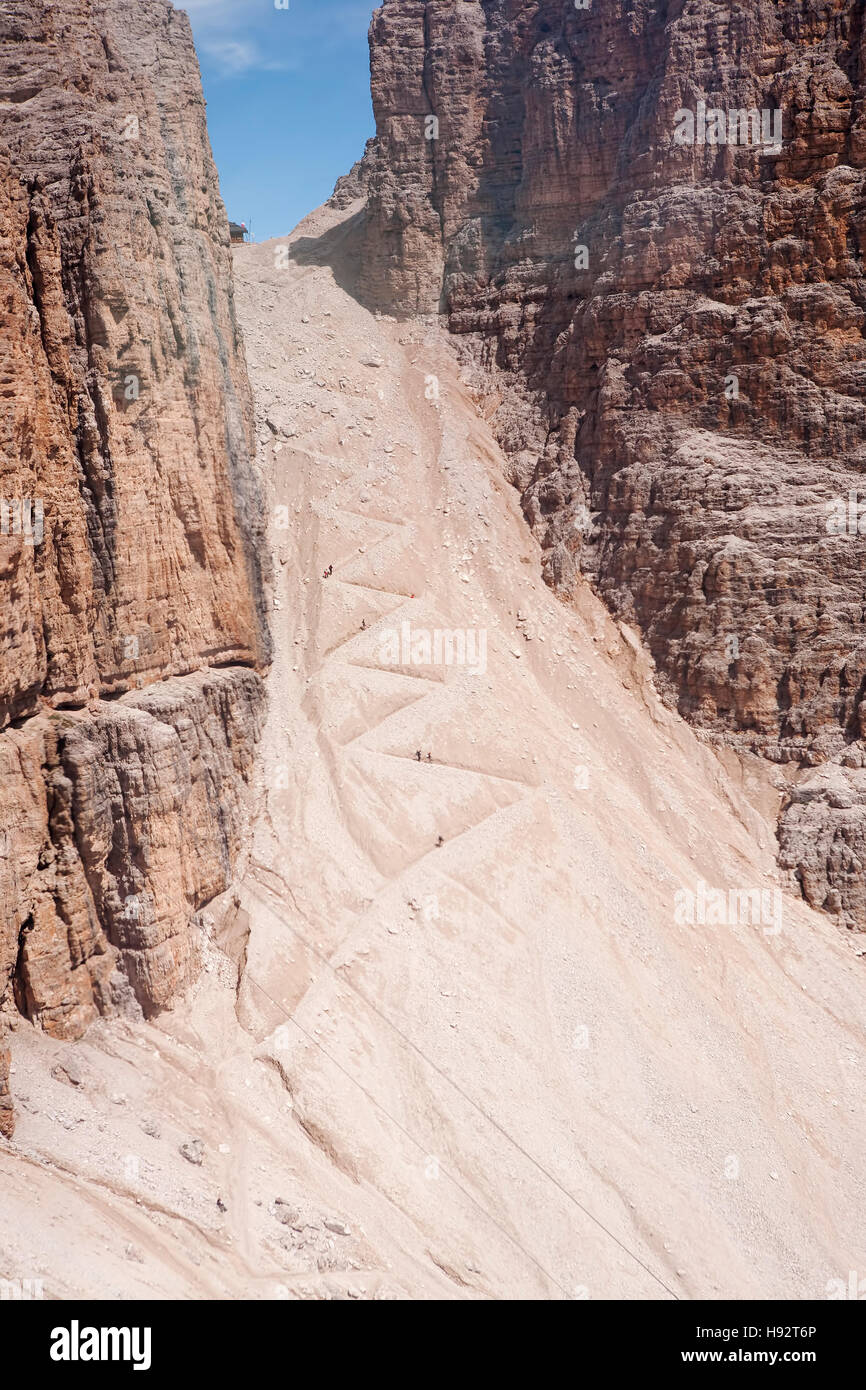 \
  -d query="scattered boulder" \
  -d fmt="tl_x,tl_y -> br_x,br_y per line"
271,1198 -> 300,1226
51,1059 -> 84,1088
179,1139 -> 205,1166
